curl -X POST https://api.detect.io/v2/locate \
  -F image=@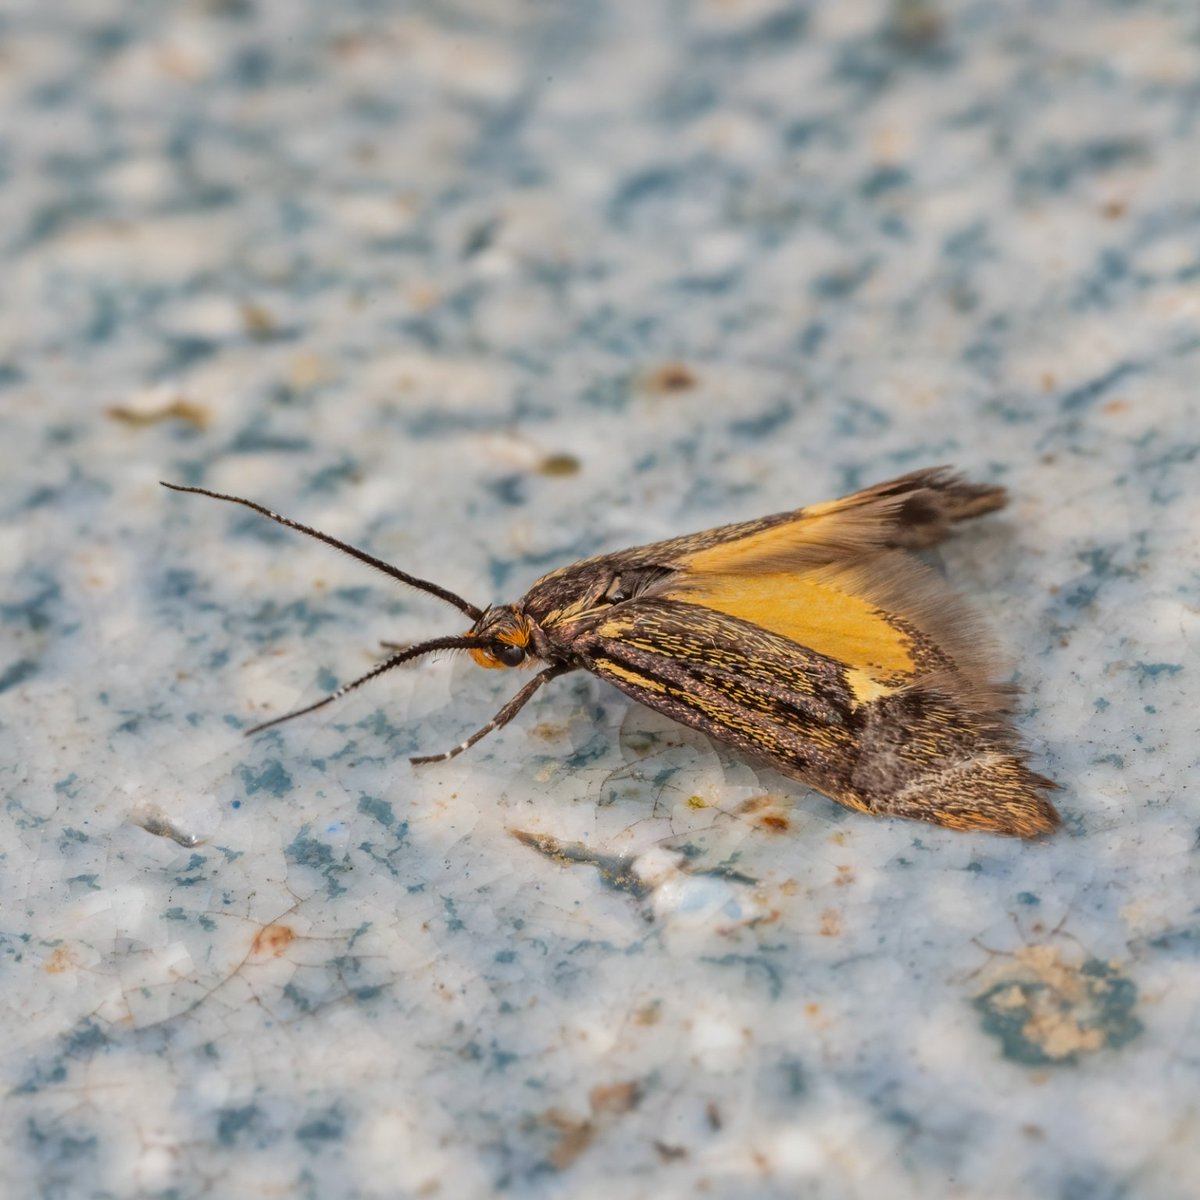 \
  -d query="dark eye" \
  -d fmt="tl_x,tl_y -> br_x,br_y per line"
495,643 -> 526,667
